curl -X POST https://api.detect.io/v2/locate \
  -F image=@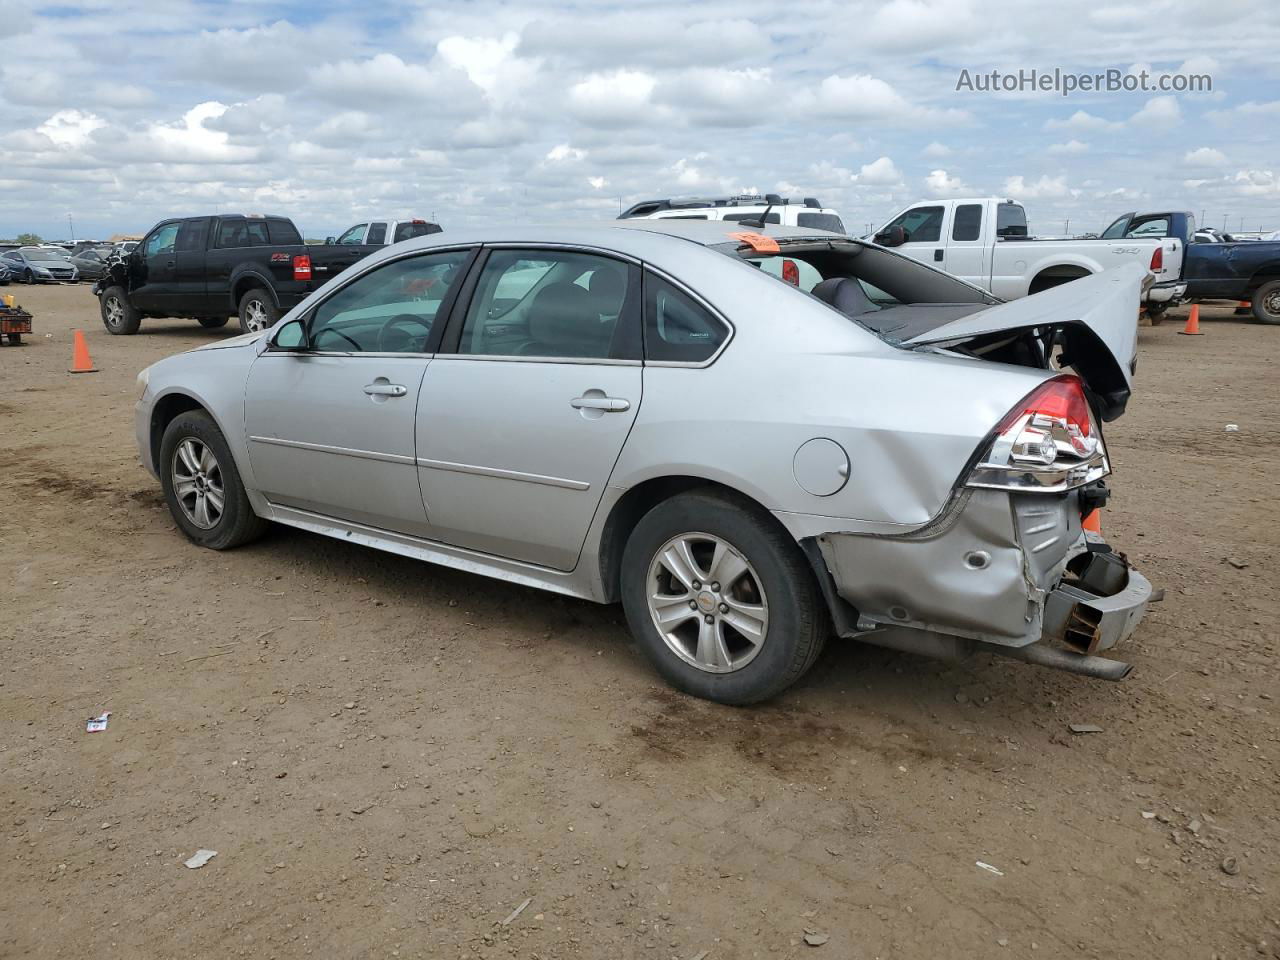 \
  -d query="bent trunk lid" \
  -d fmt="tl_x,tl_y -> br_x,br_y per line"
906,262 -> 1146,421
